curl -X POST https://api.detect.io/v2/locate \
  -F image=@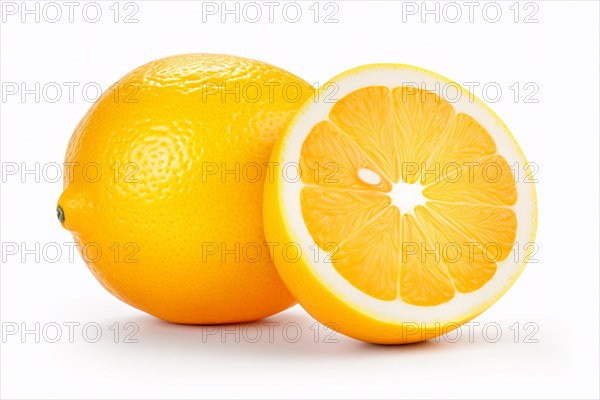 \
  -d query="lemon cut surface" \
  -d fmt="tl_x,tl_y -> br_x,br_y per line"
264,64 -> 537,343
